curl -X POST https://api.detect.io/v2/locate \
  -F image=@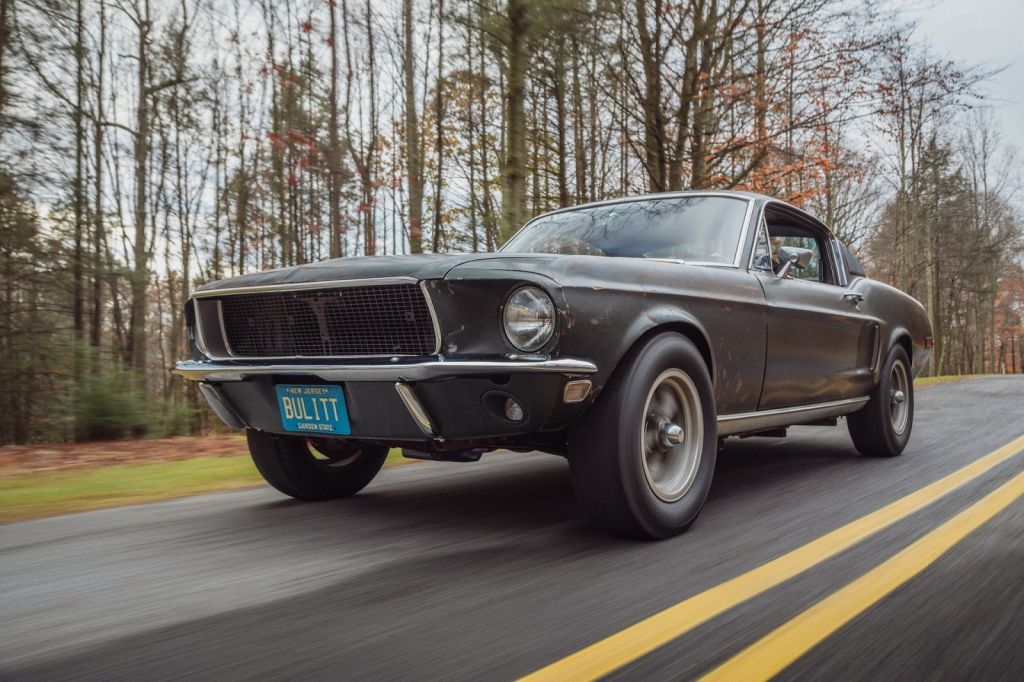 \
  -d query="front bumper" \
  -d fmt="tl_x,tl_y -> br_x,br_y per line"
173,357 -> 598,448
172,357 -> 596,382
